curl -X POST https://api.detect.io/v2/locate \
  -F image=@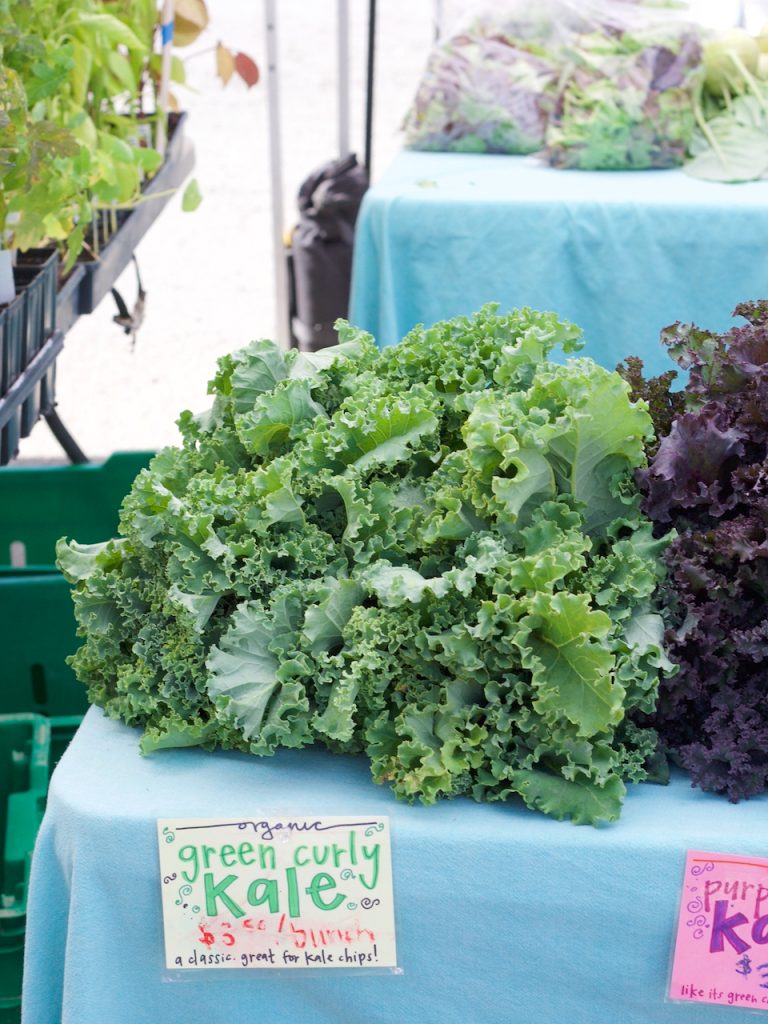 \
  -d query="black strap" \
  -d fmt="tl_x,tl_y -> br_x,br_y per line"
111,255 -> 146,346
44,407 -> 88,464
